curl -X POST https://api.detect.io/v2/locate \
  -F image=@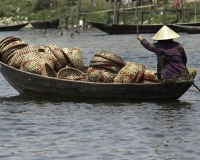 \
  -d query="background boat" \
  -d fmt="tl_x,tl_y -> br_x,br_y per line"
88,21 -> 183,34
173,24 -> 200,34
0,23 -> 29,31
30,19 -> 59,29
177,22 -> 200,26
